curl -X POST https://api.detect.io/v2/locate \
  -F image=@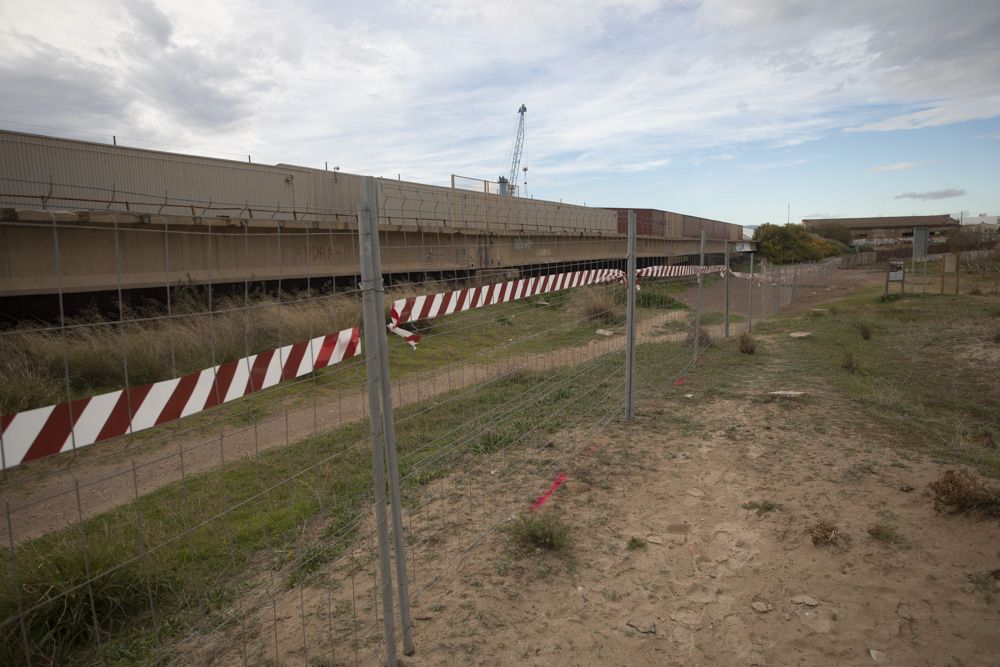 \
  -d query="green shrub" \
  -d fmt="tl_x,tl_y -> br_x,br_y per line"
508,512 -> 571,552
